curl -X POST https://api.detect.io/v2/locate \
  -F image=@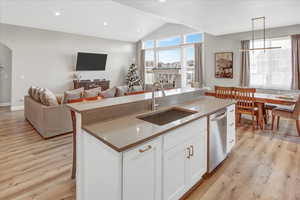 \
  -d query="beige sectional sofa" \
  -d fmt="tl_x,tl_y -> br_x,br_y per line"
24,96 -> 72,138
24,85 -> 143,139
